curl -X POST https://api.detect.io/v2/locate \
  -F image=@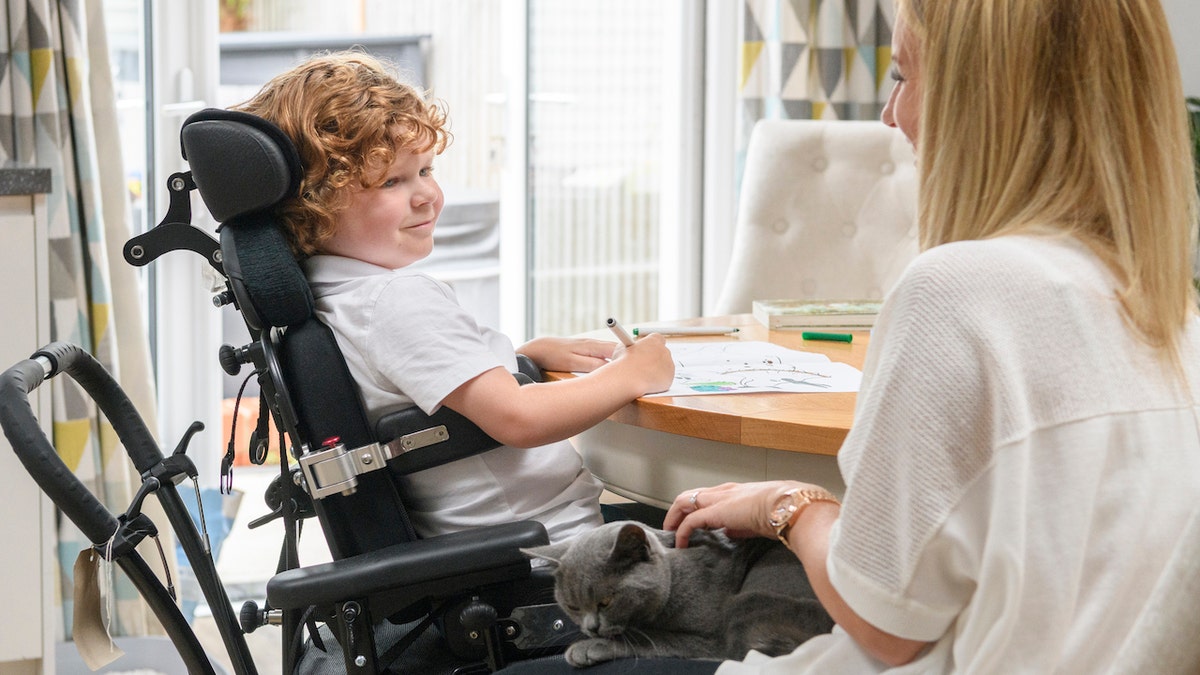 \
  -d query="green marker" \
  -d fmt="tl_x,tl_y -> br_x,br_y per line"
801,331 -> 853,343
